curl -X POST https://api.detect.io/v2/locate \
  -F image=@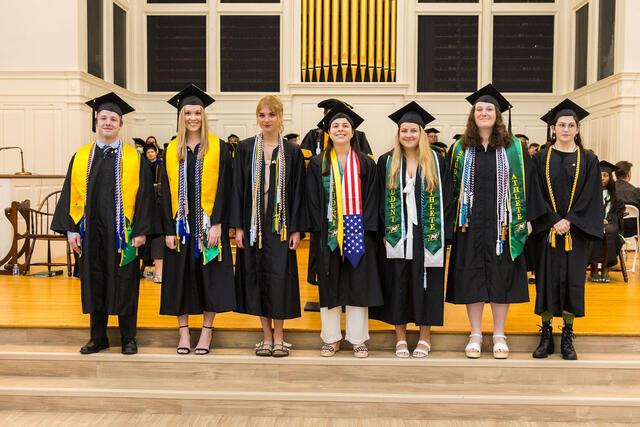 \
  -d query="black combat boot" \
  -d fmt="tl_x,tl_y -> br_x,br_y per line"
532,321 -> 554,358
561,323 -> 577,360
